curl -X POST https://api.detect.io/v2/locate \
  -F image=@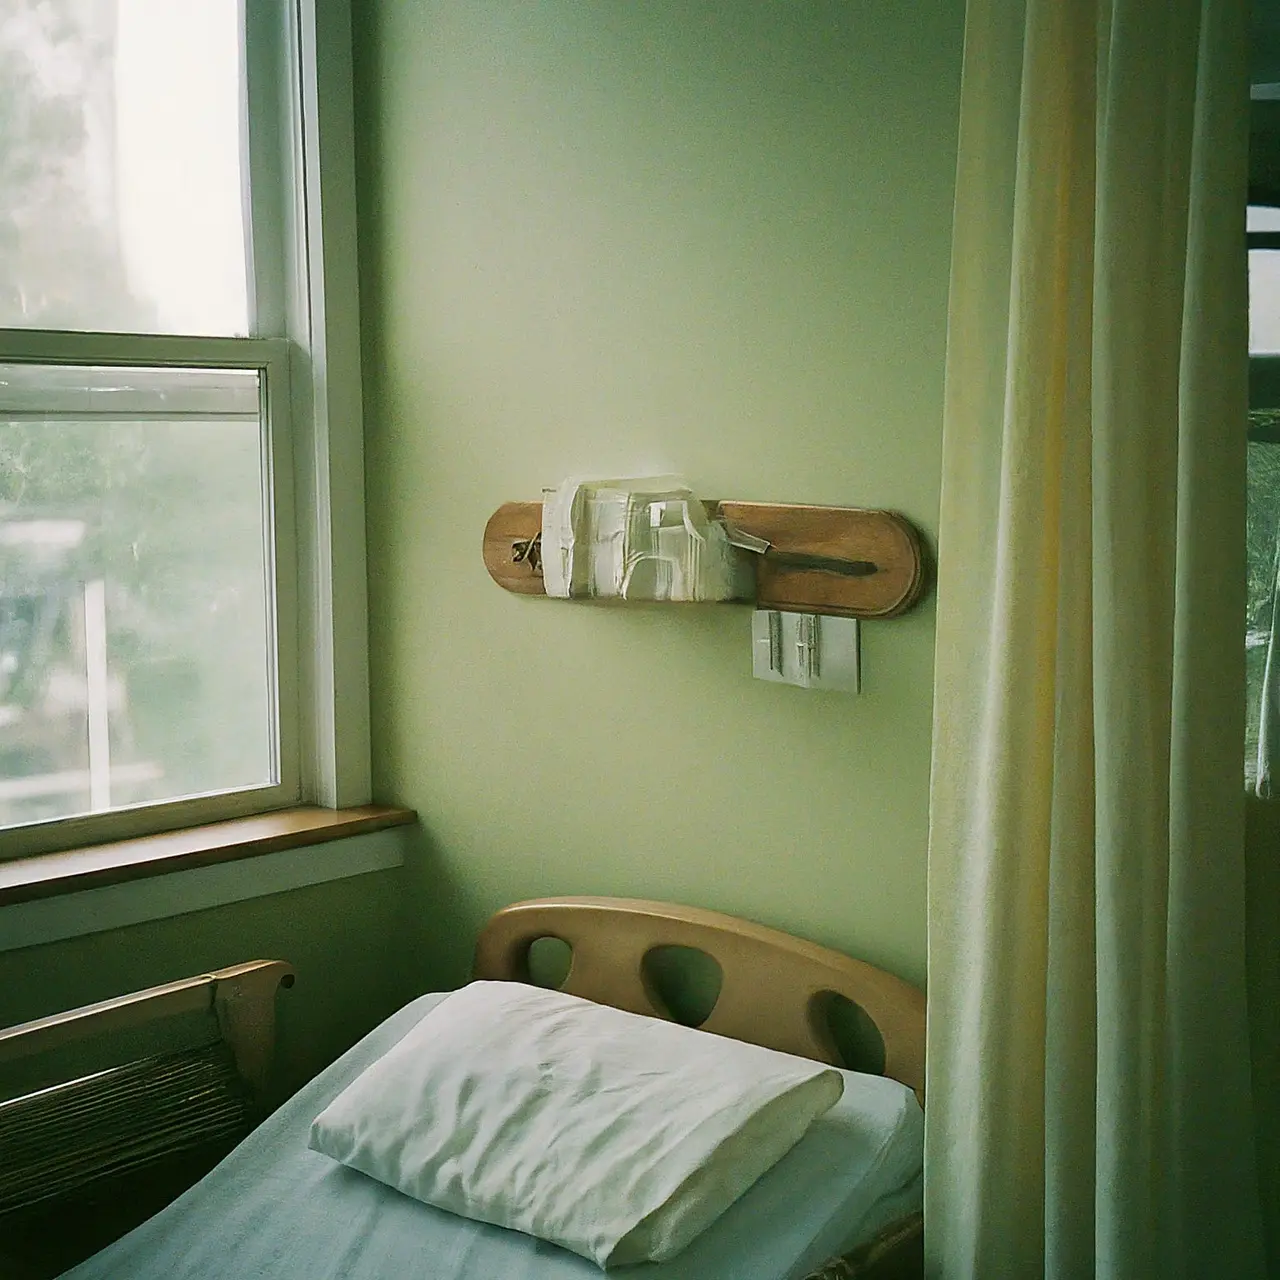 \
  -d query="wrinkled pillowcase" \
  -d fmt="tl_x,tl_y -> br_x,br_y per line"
308,980 -> 844,1268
